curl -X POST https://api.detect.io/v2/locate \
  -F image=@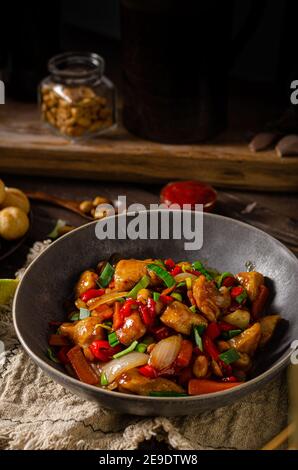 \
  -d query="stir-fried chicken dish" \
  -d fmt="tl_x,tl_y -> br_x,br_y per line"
47,257 -> 283,396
